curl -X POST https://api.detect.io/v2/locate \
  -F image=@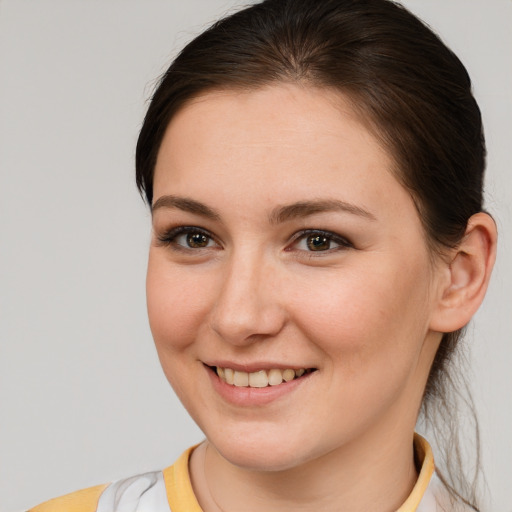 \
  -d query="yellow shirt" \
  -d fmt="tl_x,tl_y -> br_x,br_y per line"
29,434 -> 448,512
